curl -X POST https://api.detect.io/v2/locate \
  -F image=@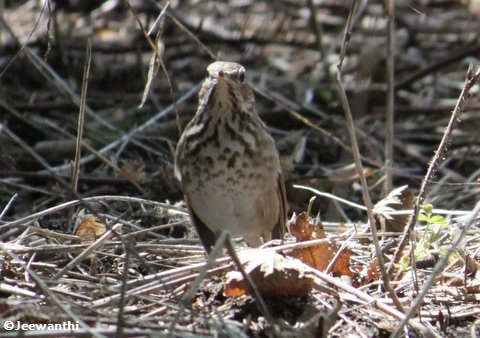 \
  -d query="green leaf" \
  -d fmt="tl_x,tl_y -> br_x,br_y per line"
429,215 -> 448,226
317,89 -> 334,103
422,204 -> 433,216
418,214 -> 428,222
